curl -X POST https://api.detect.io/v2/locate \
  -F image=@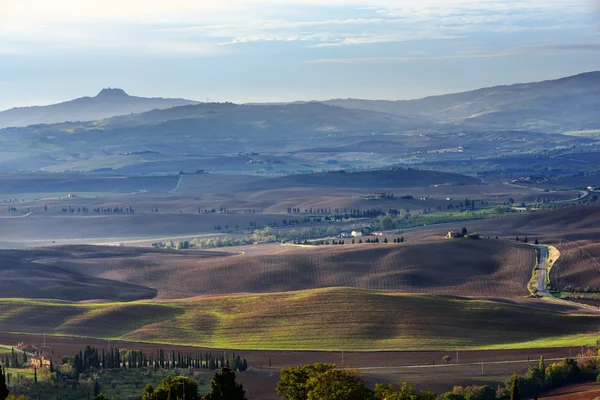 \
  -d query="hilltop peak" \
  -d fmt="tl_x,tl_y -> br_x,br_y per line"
95,88 -> 129,98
